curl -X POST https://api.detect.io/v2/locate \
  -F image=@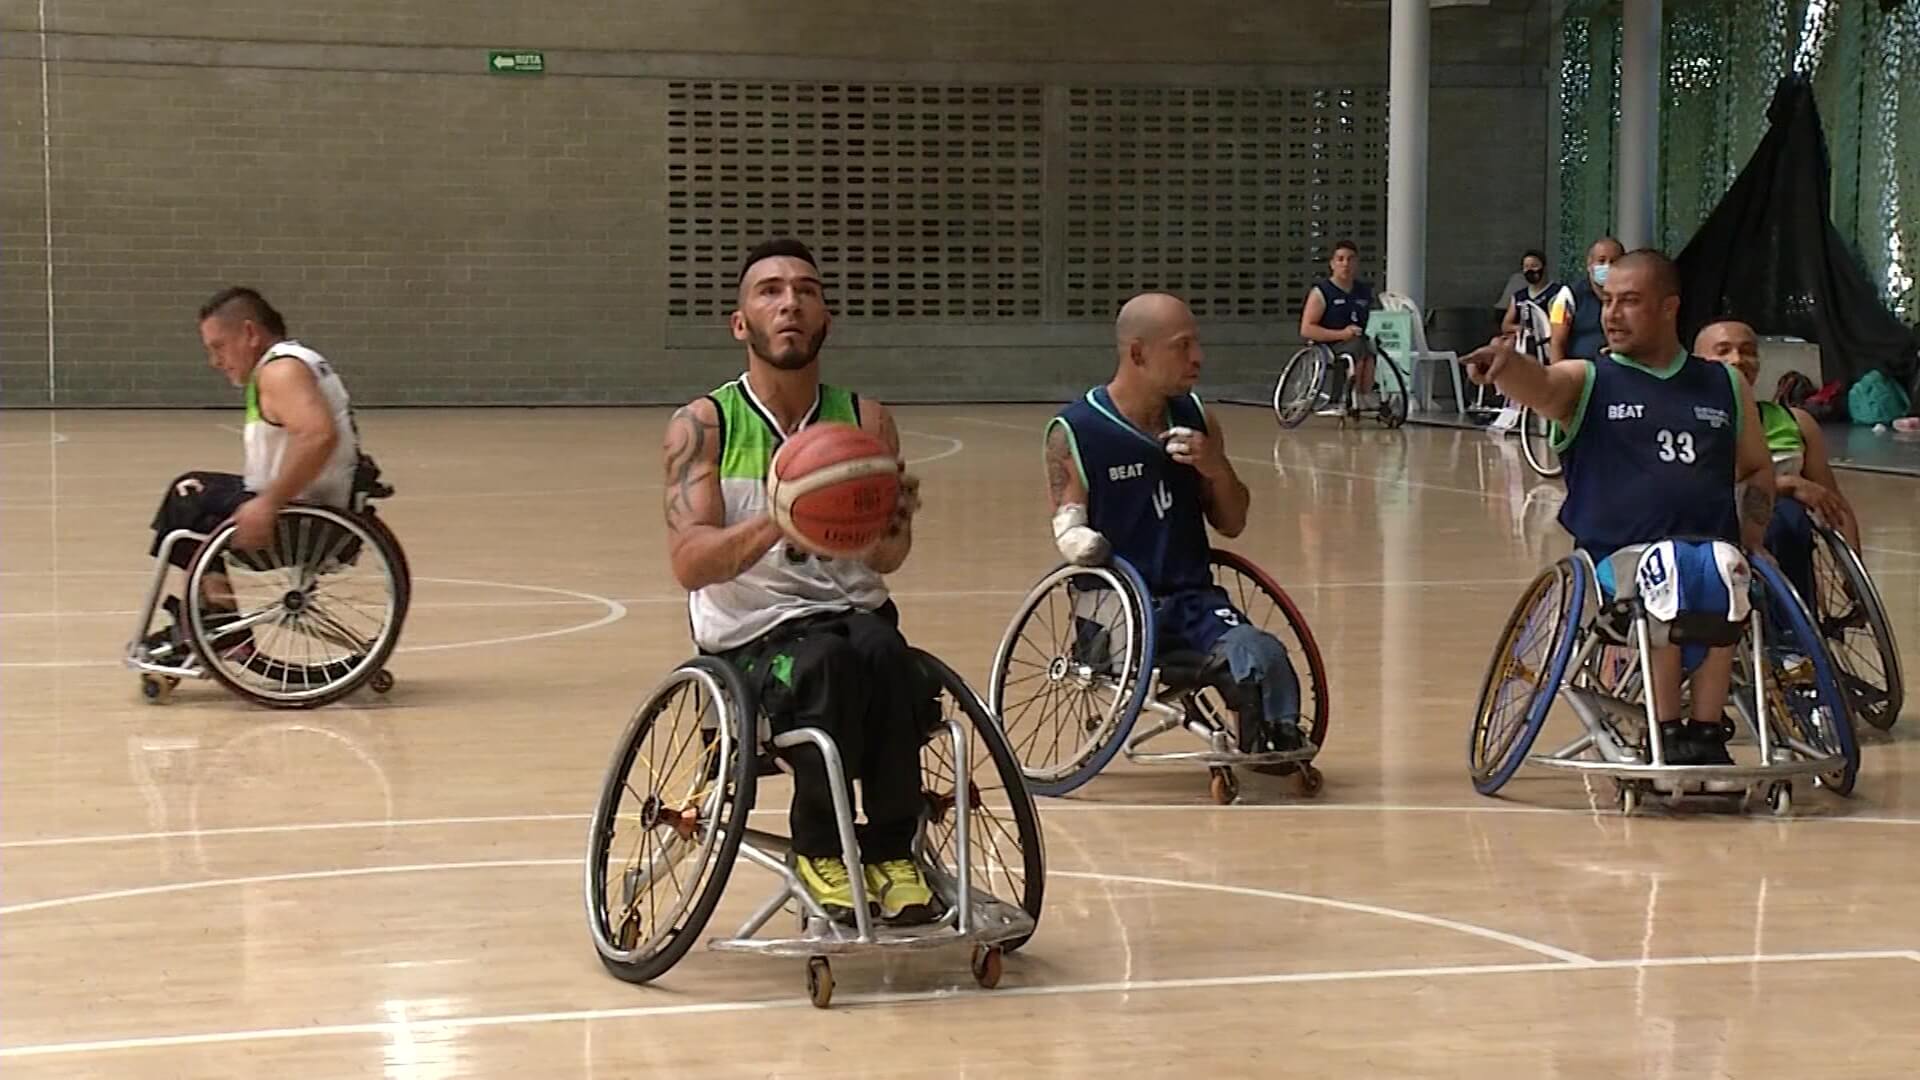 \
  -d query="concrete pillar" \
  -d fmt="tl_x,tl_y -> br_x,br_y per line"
1615,0 -> 1662,250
